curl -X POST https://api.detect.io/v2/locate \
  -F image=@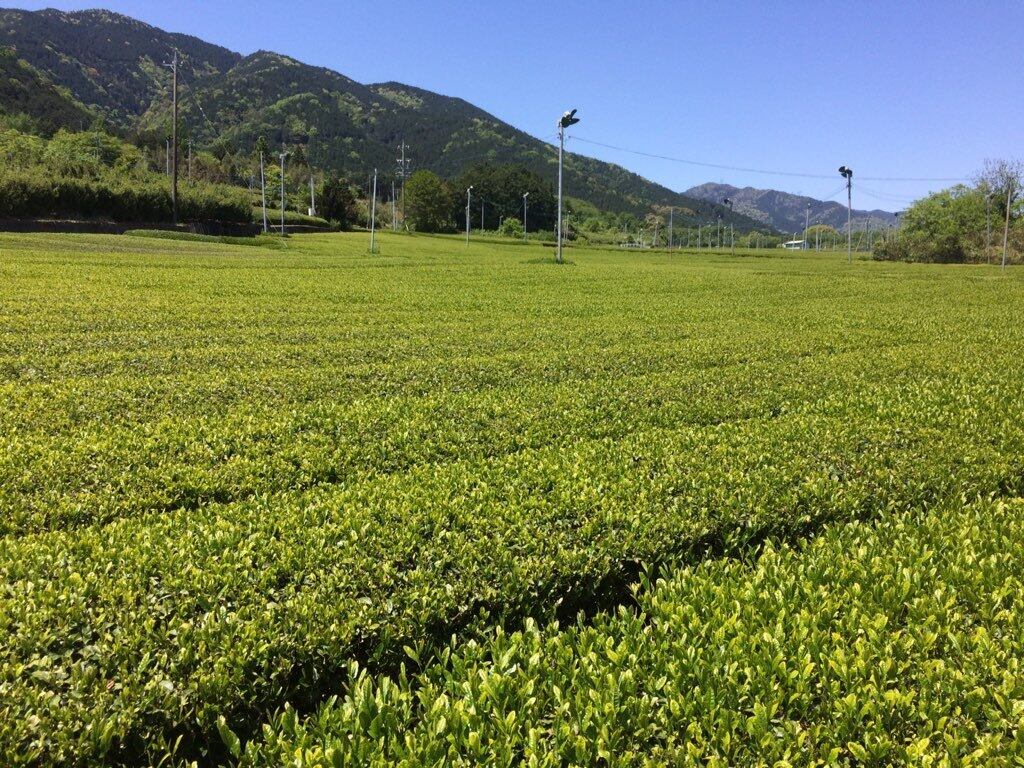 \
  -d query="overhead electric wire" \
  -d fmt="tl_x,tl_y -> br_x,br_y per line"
568,135 -> 969,184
